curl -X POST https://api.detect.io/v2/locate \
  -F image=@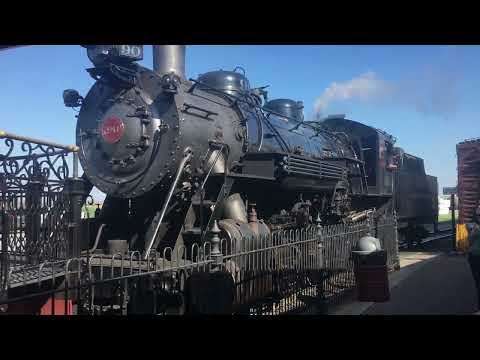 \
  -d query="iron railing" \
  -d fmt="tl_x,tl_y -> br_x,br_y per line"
0,213 -> 399,315
0,130 -> 85,297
